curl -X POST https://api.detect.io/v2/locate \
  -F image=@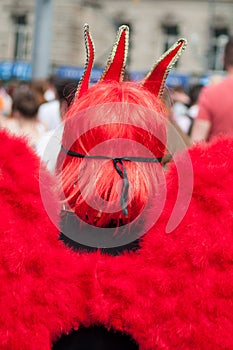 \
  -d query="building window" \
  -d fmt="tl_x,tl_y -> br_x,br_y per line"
13,14 -> 29,61
209,27 -> 229,71
162,23 -> 179,52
